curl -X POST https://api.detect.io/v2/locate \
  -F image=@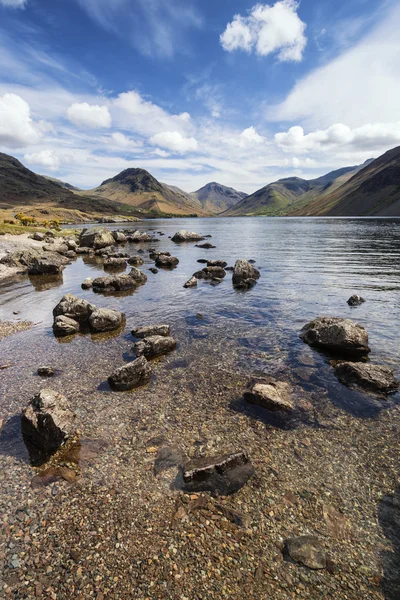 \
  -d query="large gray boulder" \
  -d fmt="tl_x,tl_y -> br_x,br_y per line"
300,317 -> 370,358
28,252 -> 69,275
132,324 -> 170,338
232,259 -> 260,288
79,226 -> 115,249
244,380 -> 294,412
21,389 -> 76,455
172,230 -> 205,243
53,315 -> 80,337
133,335 -> 177,359
108,356 -> 152,391
53,294 -> 95,324
89,308 -> 125,333
183,451 -> 254,496
334,362 -> 399,396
